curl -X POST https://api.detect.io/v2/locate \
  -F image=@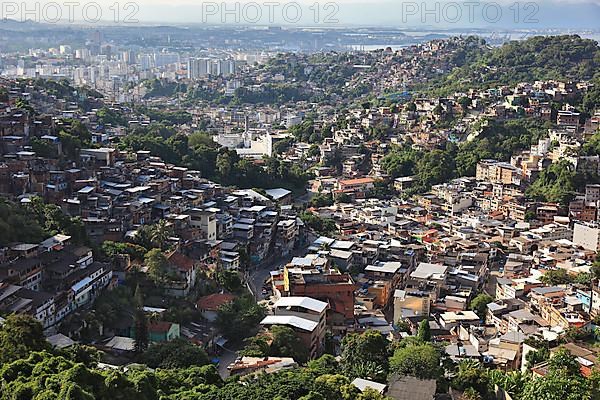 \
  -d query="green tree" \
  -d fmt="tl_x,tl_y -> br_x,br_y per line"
269,325 -> 311,364
395,320 -> 411,333
15,98 -> 35,114
309,193 -> 334,208
431,35 -> 600,94
314,374 -> 358,400
96,106 -> 128,126
101,241 -> 147,262
489,369 -> 528,399
30,137 -> 57,158
300,392 -> 327,400
144,249 -> 169,283
521,348 -> 593,400
458,96 -> 472,111
549,348 -> 581,375
308,144 -> 320,158
216,152 -> 233,178
216,270 -> 243,292
307,354 -> 340,375
24,197 -> 89,245
381,145 -> 419,179
150,220 -> 172,250
540,269 -> 573,285
417,319 -> 431,342
521,369 -> 591,400
389,343 -> 441,380
215,296 -> 266,342
340,330 -> 389,381
59,345 -> 102,368
526,160 -> 577,206
526,347 -> 550,369
300,212 -> 337,236
187,131 -> 215,148
0,314 -> 50,364
405,102 -> 417,112
240,325 -> 312,364
0,197 -> 46,246
336,193 -> 352,204
469,293 -> 493,319
240,335 -> 271,357
143,338 -> 210,369
356,387 -> 388,400
133,225 -> 154,250
451,359 -> 491,397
